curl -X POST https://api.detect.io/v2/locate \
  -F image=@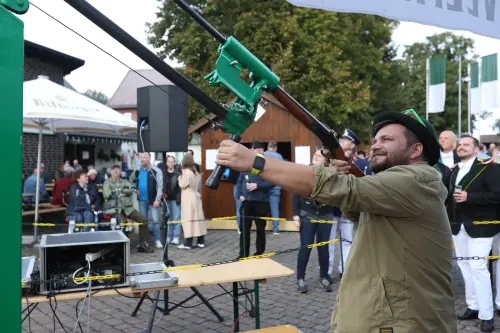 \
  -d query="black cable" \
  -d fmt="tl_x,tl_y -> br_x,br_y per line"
48,294 -> 68,333
24,295 -> 33,333
75,289 -> 102,333
30,2 -> 190,109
